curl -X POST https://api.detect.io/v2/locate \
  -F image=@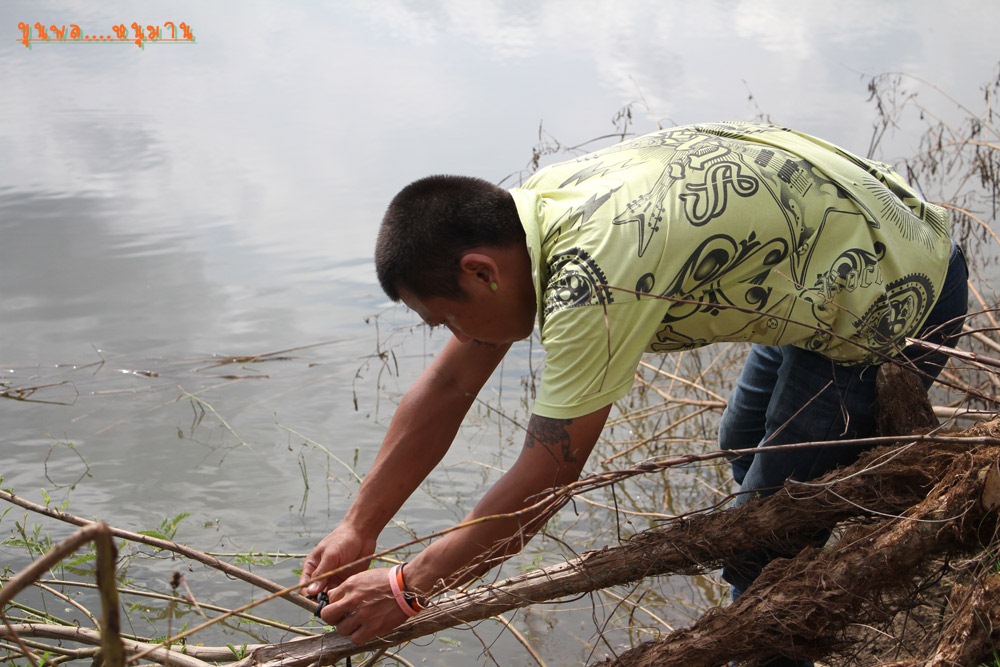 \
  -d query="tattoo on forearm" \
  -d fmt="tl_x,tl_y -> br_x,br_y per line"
526,415 -> 576,463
